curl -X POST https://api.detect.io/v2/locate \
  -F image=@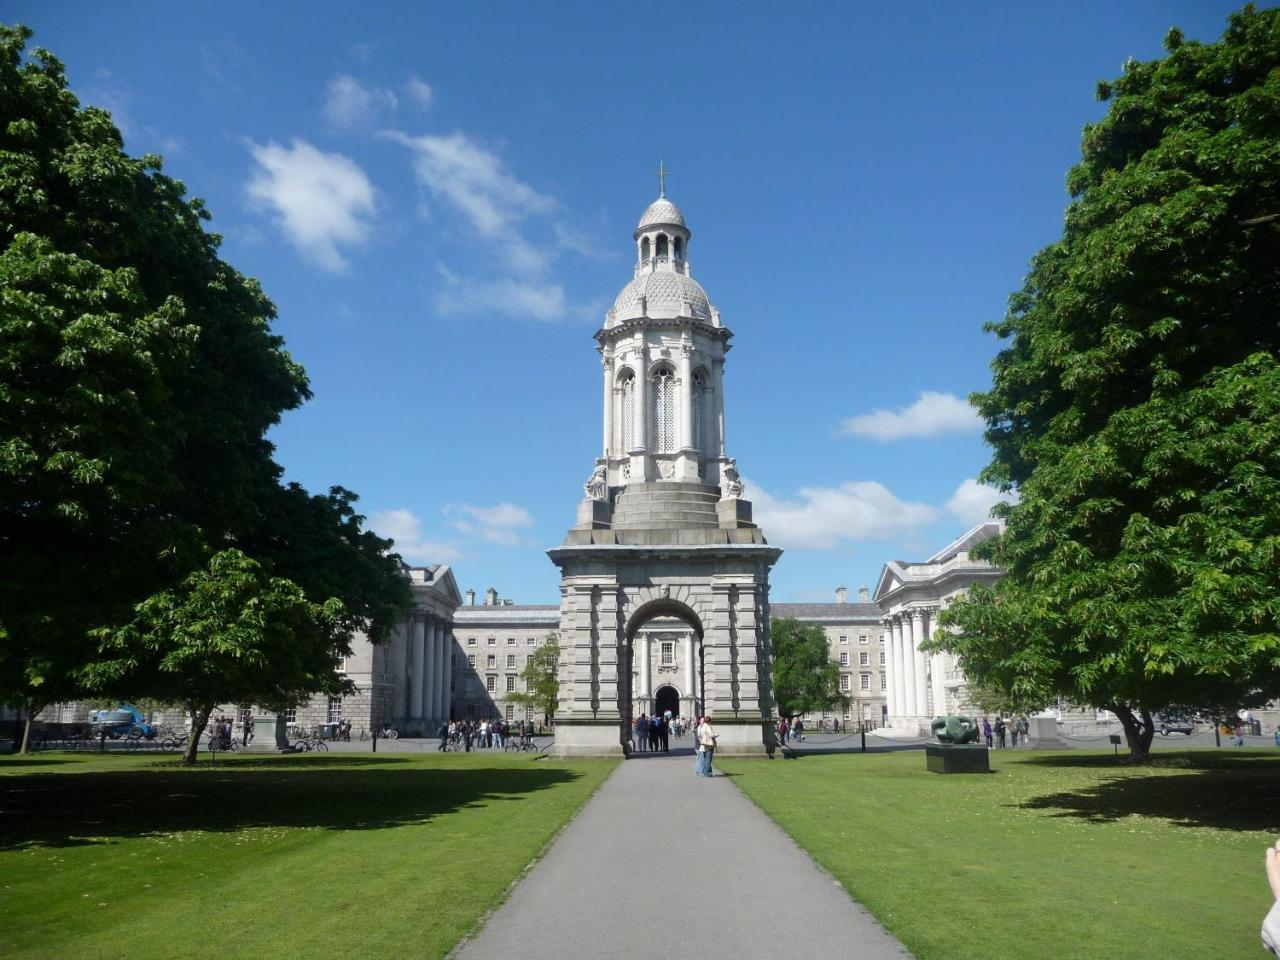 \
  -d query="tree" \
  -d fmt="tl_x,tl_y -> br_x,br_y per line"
0,26 -> 409,751
87,550 -> 346,764
770,618 -> 848,720
507,635 -> 559,727
934,7 -> 1280,762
